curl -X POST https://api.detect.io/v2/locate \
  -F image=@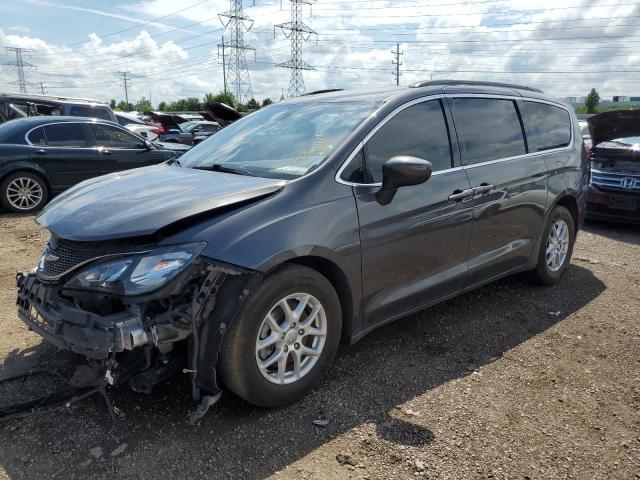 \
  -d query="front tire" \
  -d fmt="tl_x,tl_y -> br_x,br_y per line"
219,264 -> 342,407
1,172 -> 48,213
529,205 -> 575,285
